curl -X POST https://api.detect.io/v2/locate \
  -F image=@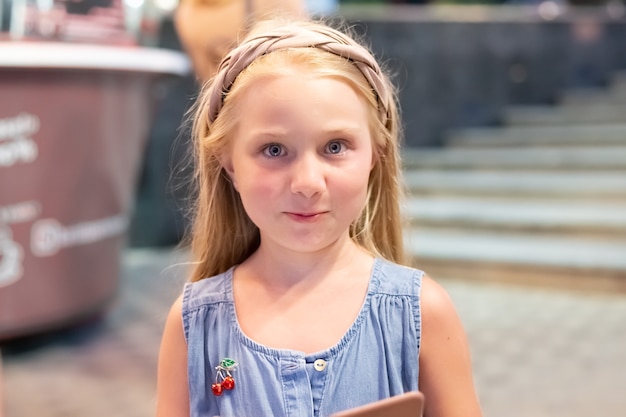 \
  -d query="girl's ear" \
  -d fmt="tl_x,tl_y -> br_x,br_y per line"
219,154 -> 238,190
220,154 -> 234,177
370,145 -> 381,170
